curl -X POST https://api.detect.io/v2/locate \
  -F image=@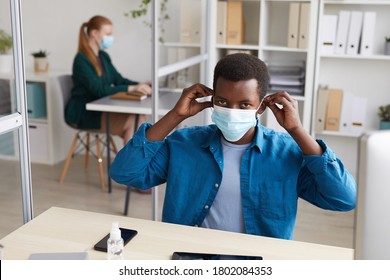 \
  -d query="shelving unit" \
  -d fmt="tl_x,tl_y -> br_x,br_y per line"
157,0 -> 207,127
312,0 -> 390,177
207,0 -> 319,132
159,0 -> 204,90
158,0 -> 389,141
313,0 -> 390,134
0,70 -> 74,165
